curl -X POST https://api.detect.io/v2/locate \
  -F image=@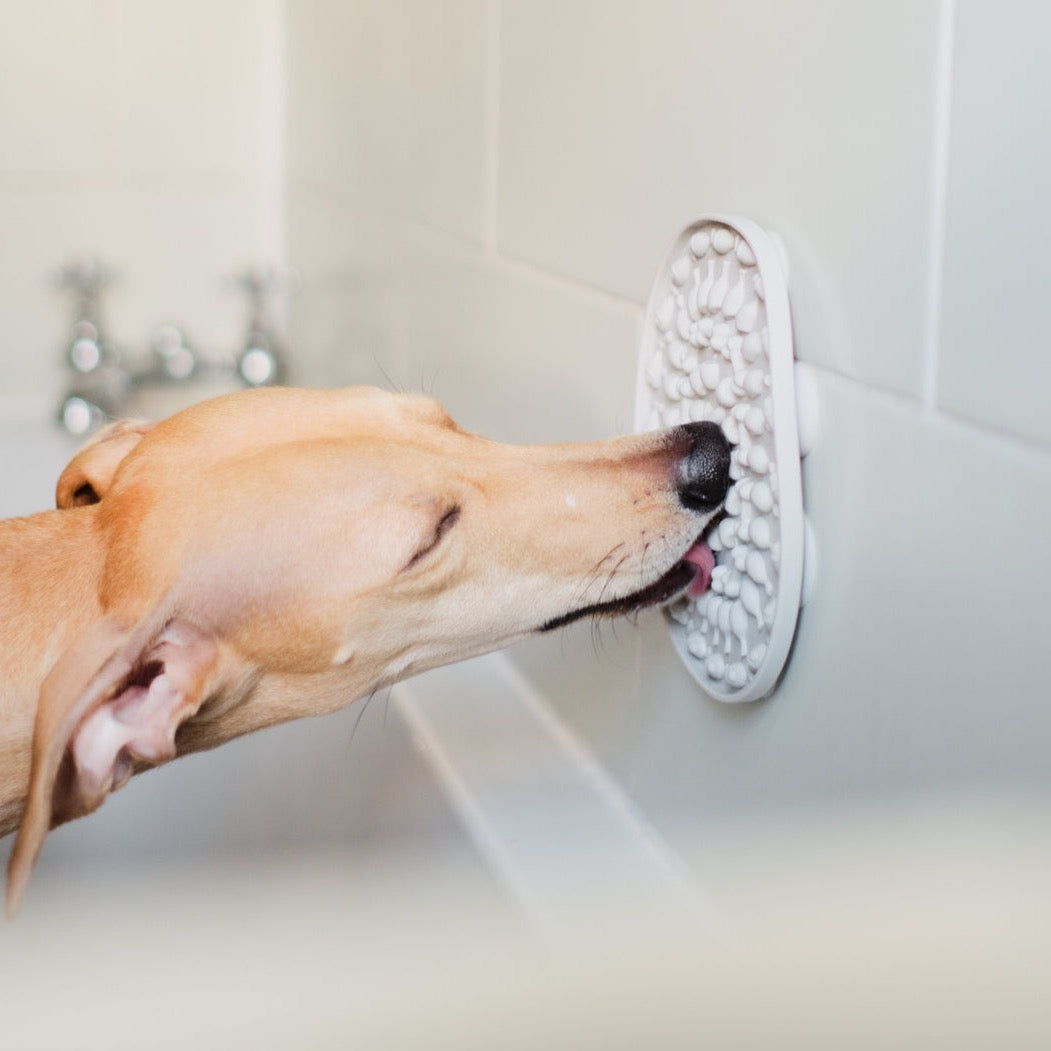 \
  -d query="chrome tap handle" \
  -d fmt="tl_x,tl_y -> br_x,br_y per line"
234,266 -> 290,386
56,257 -> 115,320
55,257 -> 119,375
